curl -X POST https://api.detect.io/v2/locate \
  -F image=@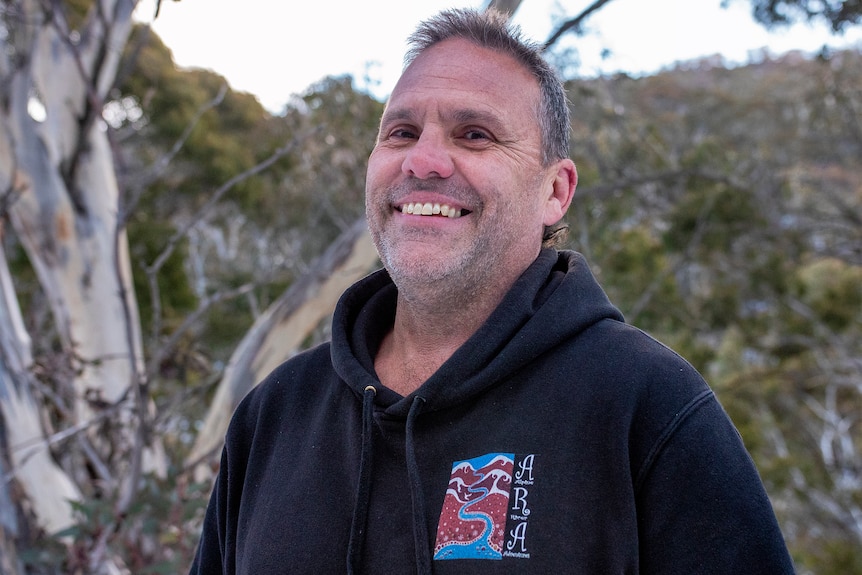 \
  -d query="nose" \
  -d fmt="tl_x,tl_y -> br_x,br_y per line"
401,130 -> 454,179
